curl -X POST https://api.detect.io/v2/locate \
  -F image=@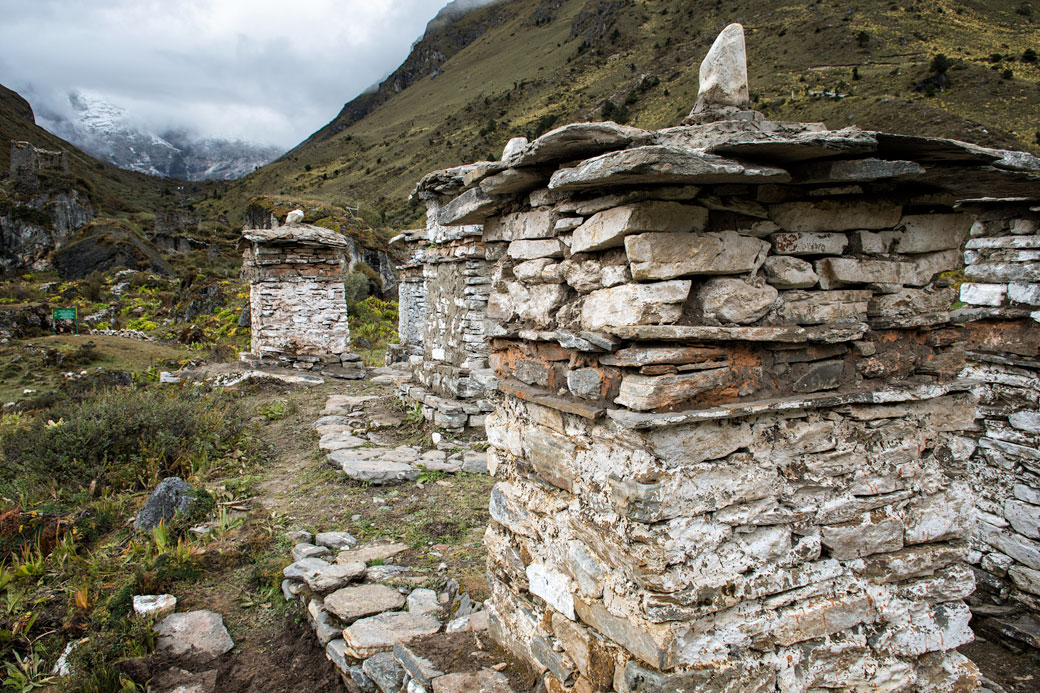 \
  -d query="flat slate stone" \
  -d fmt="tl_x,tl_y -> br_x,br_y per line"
292,543 -> 331,561
549,145 -> 790,191
431,669 -> 516,693
323,584 -> 406,623
342,611 -> 442,659
509,121 -> 652,167
315,531 -> 357,550
337,542 -> 409,565
708,127 -> 878,162
155,611 -> 234,663
605,323 -> 867,344
362,651 -> 406,693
